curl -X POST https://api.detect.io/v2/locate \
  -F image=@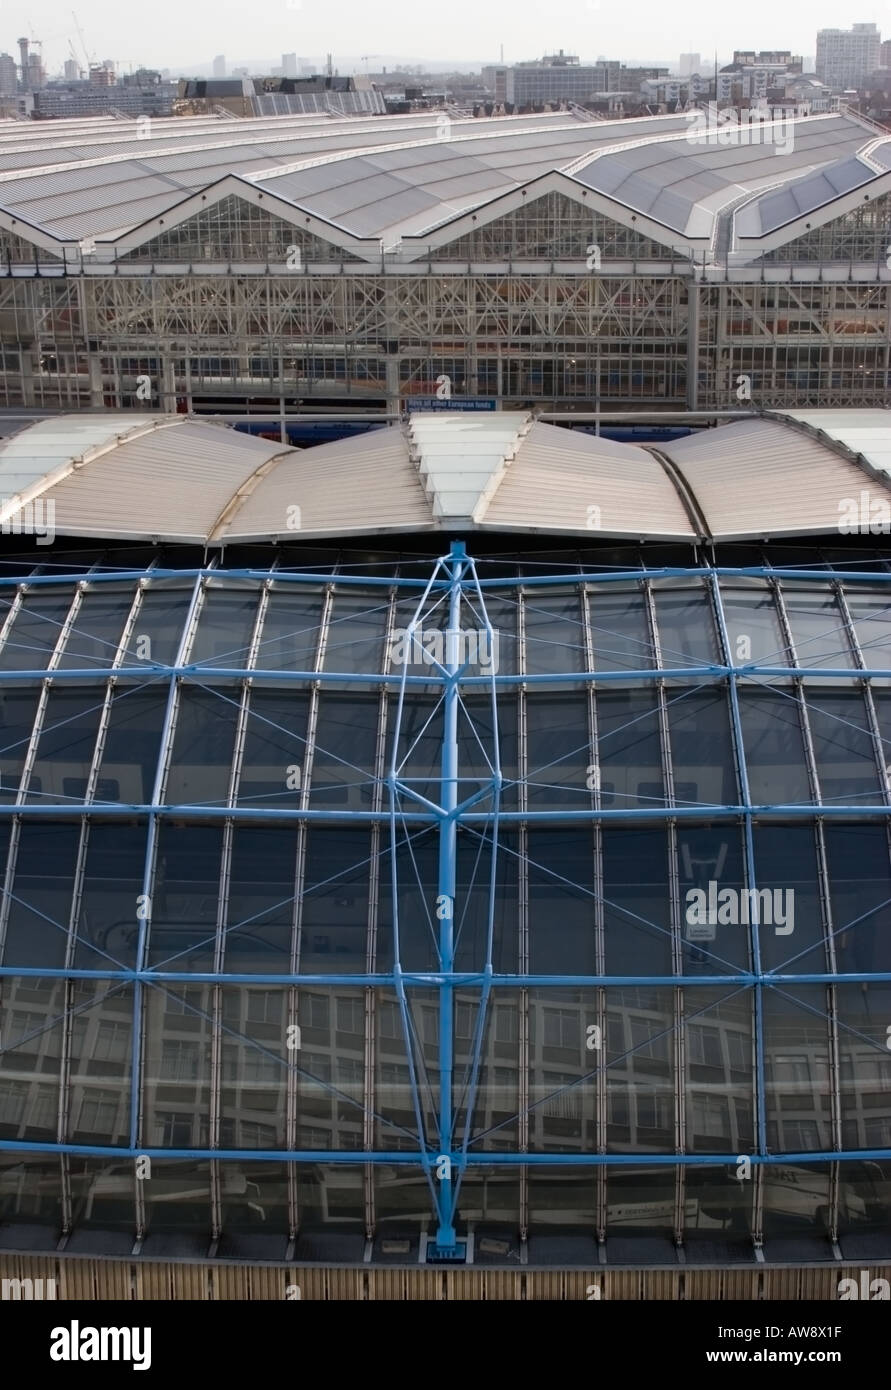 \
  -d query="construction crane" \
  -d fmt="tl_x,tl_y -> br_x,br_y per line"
358,54 -> 381,72
70,10 -> 93,70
